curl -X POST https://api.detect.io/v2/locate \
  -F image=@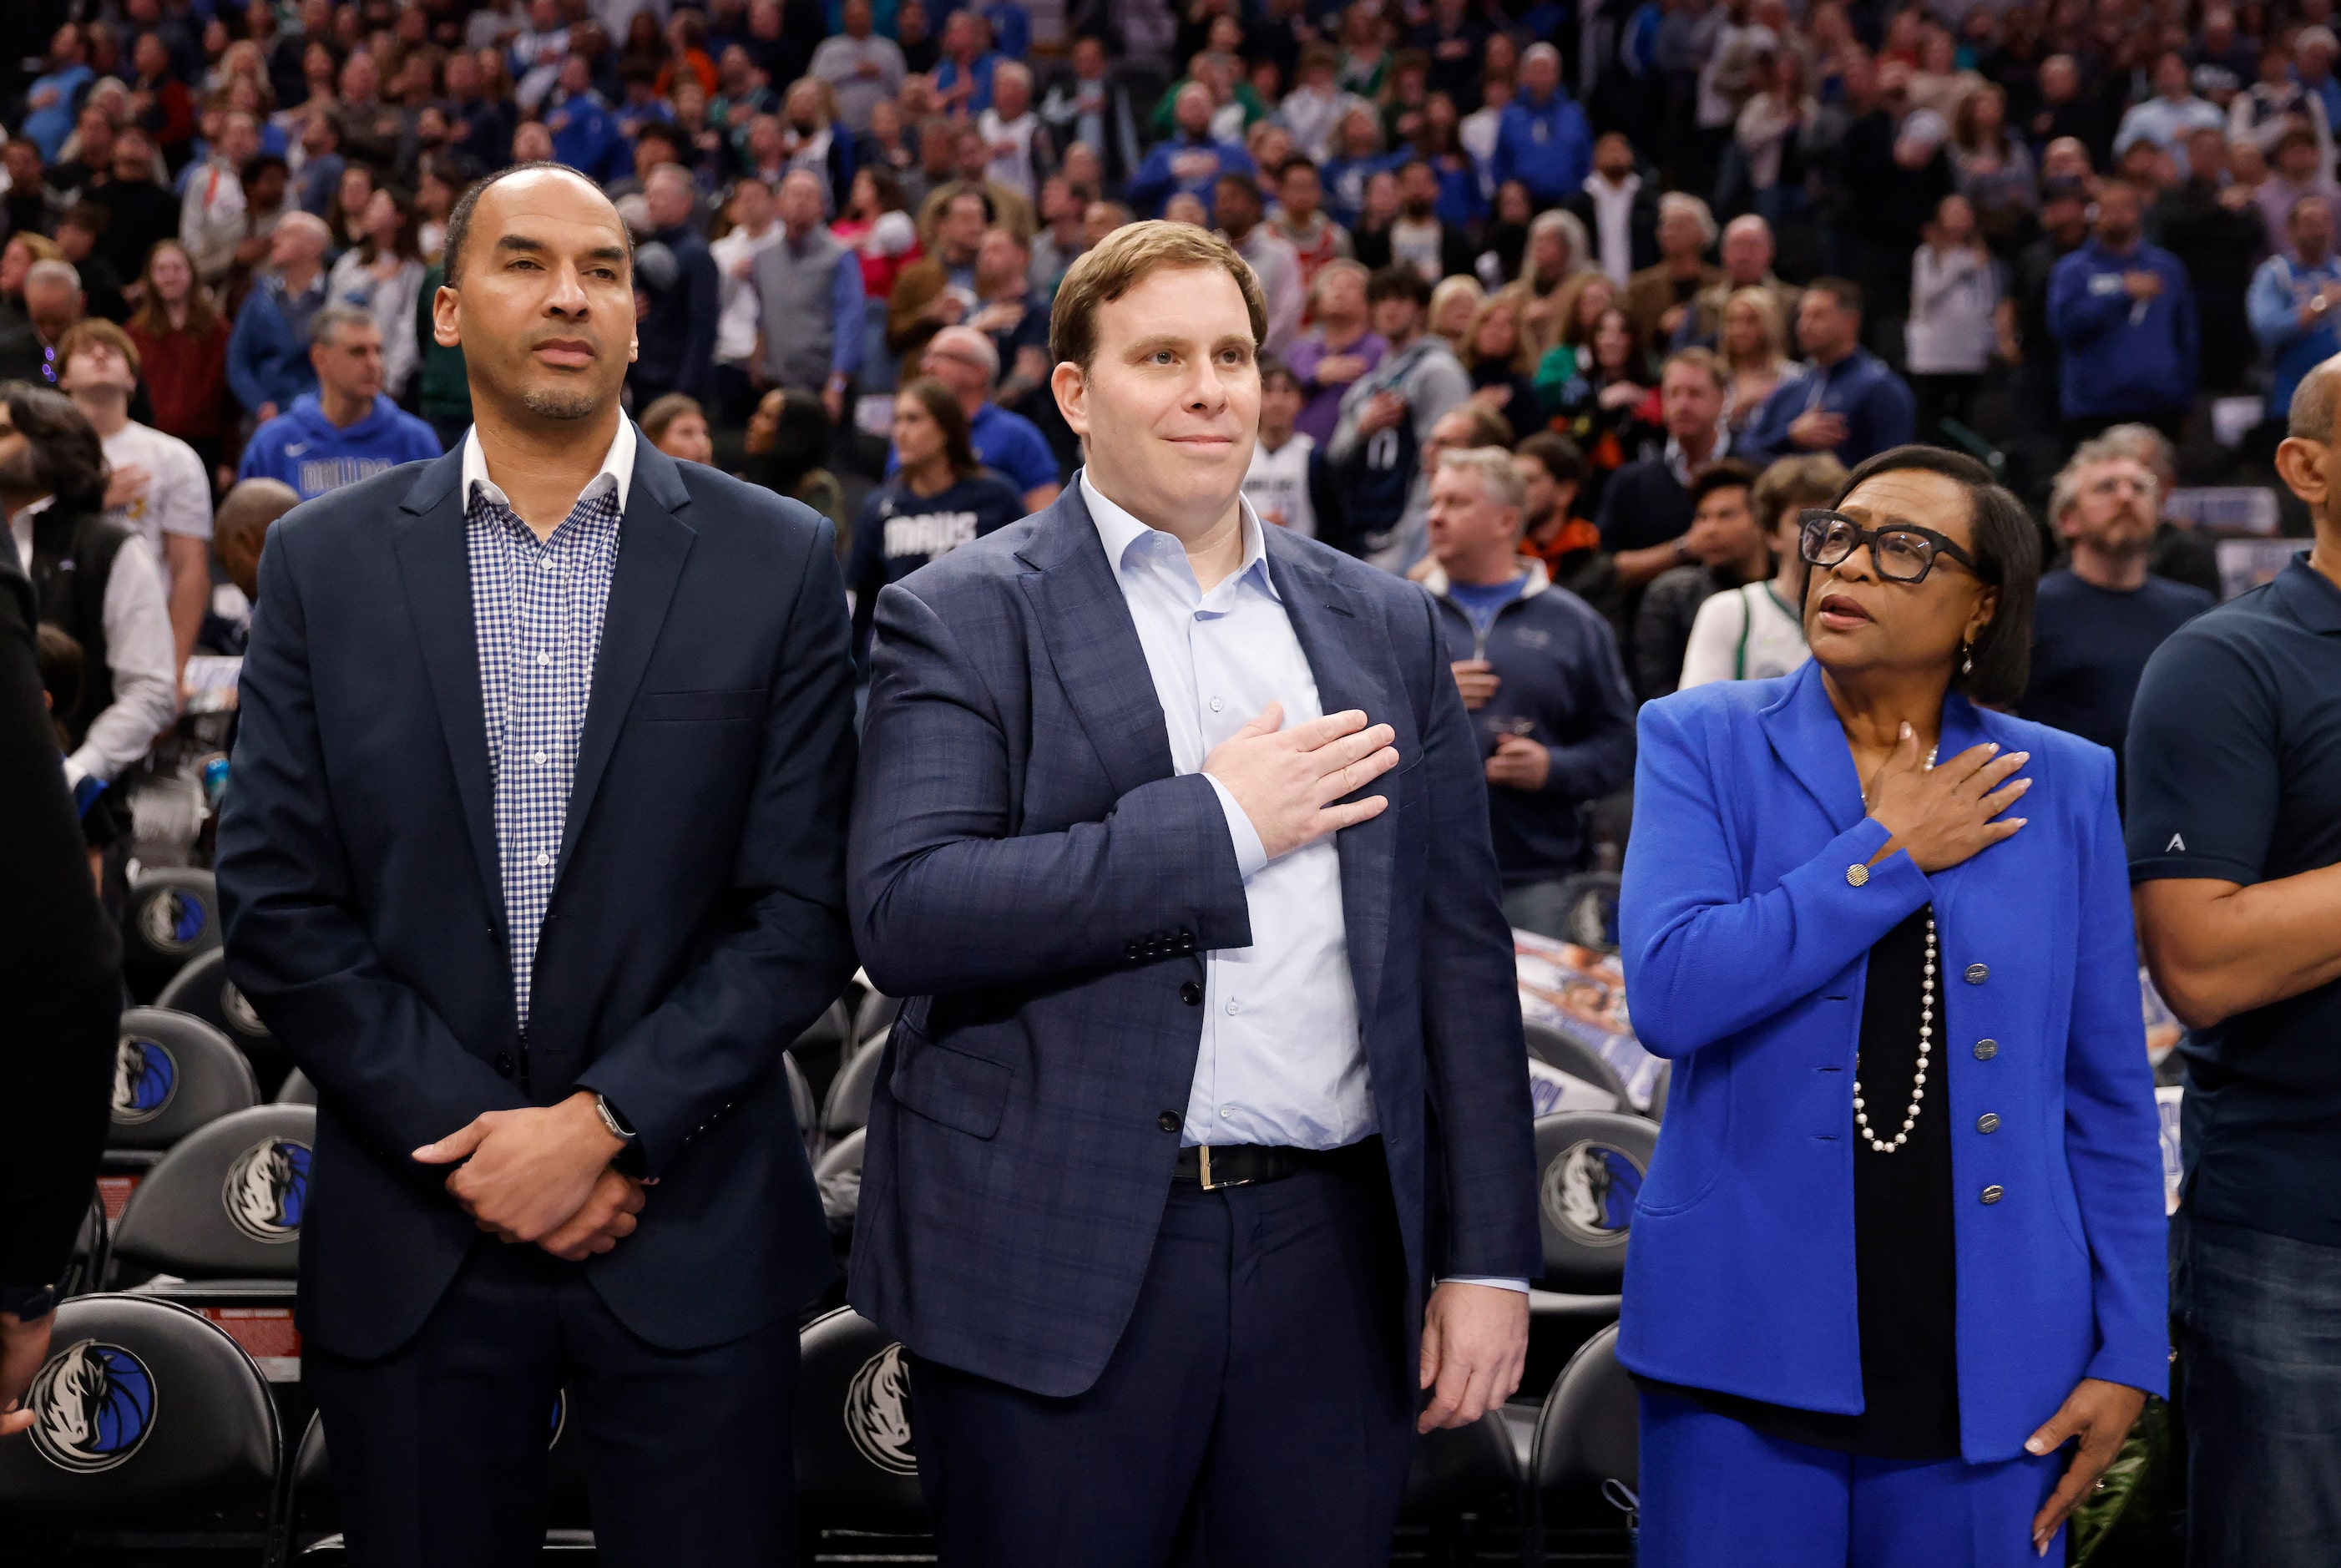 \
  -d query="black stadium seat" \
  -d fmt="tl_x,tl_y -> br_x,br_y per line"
0,1293 -> 281,1555
111,1105 -> 315,1291
794,1000 -> 853,1056
852,989 -> 901,1049
103,1007 -> 261,1236
1530,1111 -> 1656,1296
110,1105 -> 316,1410
1399,1409 -> 1521,1552
1526,1323 -> 1640,1559
120,867 -> 223,1004
1524,1021 -> 1634,1112
155,948 -> 291,1096
795,1307 -> 930,1558
816,1127 -> 867,1239
822,1037 -> 887,1145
